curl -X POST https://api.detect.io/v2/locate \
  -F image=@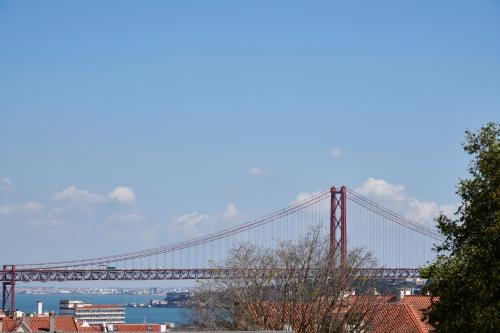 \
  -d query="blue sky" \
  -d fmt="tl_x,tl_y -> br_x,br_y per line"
0,0 -> 499,271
